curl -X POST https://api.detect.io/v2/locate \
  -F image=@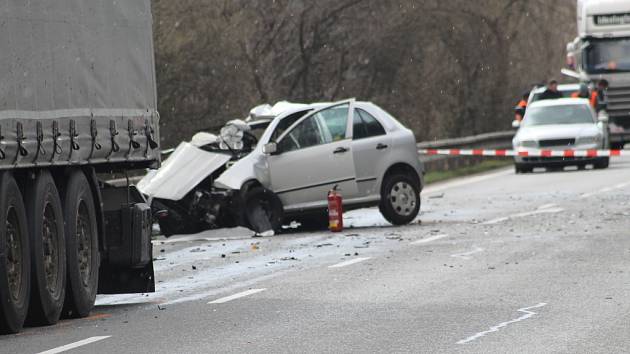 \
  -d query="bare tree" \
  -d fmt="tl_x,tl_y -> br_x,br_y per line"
152,0 -> 576,147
